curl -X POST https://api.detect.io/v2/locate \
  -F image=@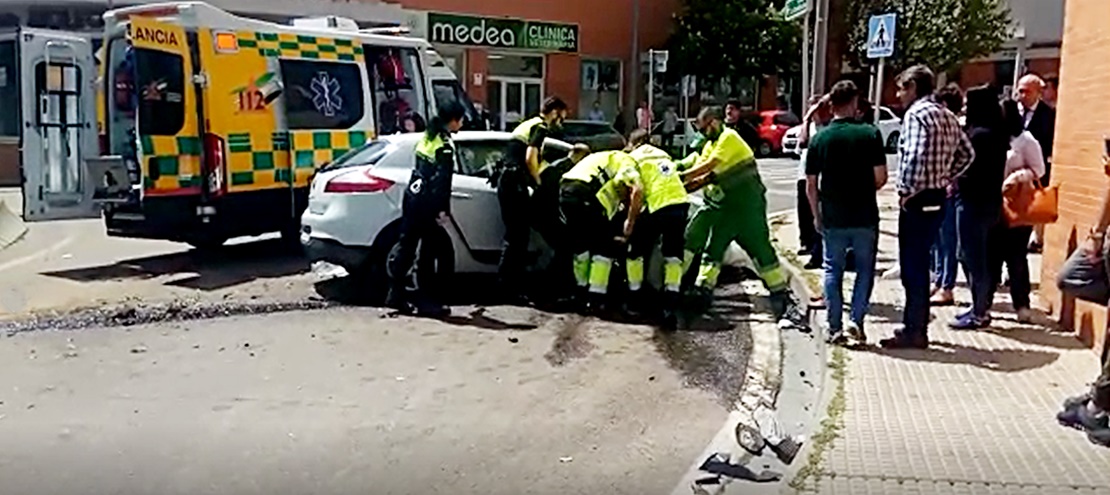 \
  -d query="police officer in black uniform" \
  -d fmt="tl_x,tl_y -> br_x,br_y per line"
385,102 -> 467,316
495,96 -> 569,302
